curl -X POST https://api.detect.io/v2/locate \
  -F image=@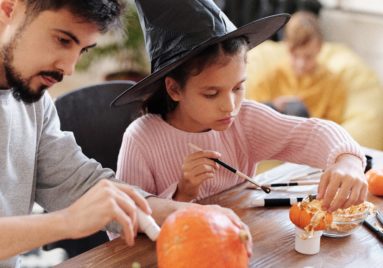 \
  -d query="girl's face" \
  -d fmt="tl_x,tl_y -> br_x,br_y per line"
166,49 -> 247,133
